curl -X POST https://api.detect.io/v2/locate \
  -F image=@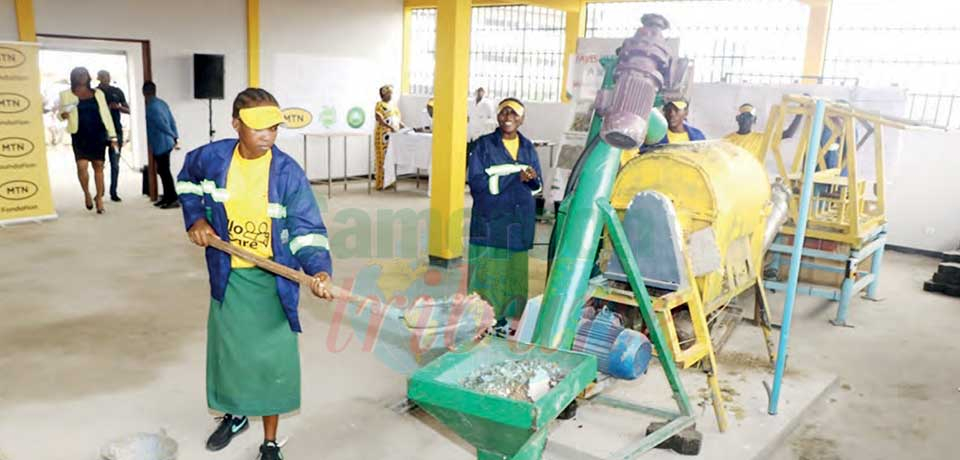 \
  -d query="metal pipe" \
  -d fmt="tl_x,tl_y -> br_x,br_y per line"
763,180 -> 791,251
769,99 -> 826,415
532,140 -> 623,349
